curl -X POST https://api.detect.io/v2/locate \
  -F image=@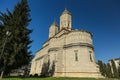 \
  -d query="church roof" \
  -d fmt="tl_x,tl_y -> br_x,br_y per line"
51,20 -> 58,27
61,8 -> 71,15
